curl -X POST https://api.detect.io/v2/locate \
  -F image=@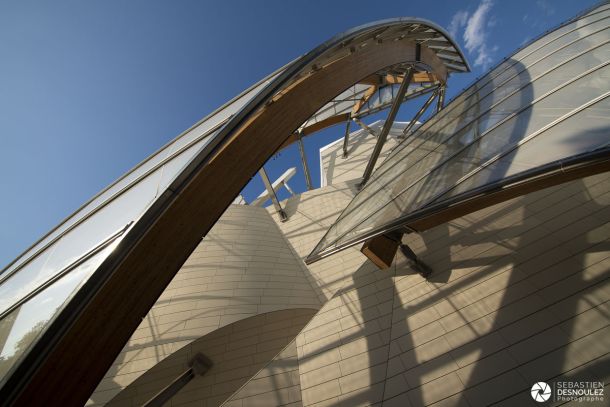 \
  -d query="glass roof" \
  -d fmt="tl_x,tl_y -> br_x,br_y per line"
307,3 -> 610,263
